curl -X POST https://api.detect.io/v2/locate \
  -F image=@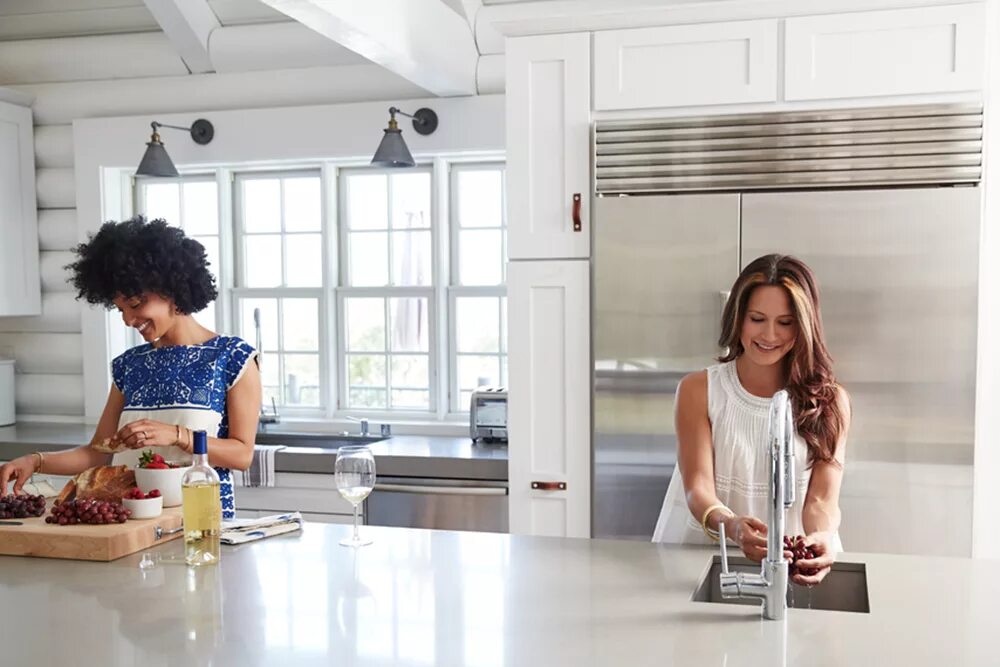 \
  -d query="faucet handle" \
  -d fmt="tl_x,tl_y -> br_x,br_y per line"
717,520 -> 741,599
783,402 -> 795,507
719,520 -> 730,574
